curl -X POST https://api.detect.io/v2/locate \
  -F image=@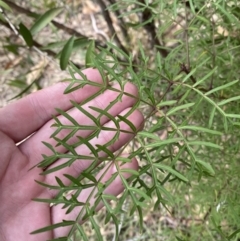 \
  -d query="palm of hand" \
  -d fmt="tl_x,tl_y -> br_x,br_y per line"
0,69 -> 143,240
